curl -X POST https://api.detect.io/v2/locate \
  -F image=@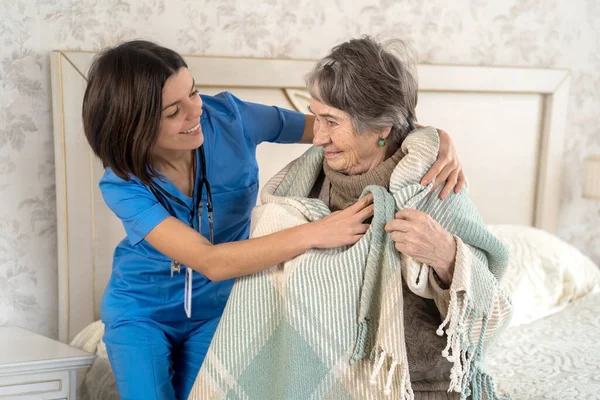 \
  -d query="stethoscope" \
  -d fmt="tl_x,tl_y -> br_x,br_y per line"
148,145 -> 213,318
